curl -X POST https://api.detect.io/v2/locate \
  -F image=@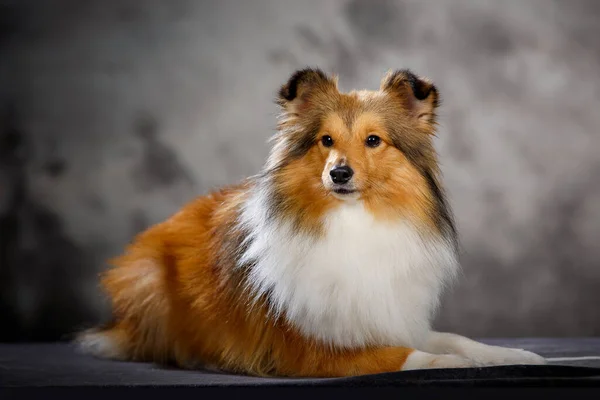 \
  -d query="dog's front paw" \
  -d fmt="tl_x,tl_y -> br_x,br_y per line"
402,351 -> 480,370
467,346 -> 547,367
